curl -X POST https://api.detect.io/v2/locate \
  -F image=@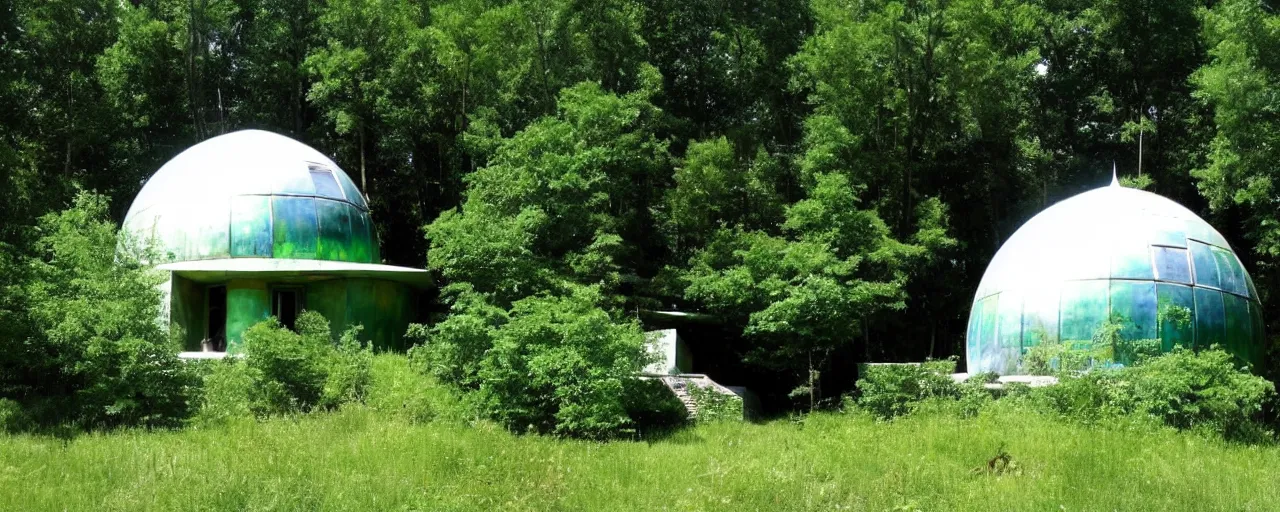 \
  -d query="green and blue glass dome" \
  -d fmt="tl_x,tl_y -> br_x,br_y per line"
967,176 -> 1264,375
123,129 -> 380,264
